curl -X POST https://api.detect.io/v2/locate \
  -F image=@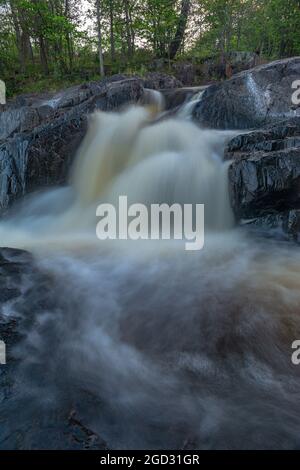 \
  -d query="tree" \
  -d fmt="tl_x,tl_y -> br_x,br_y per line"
169,0 -> 190,59
96,0 -> 105,76
2,0 -> 300,96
